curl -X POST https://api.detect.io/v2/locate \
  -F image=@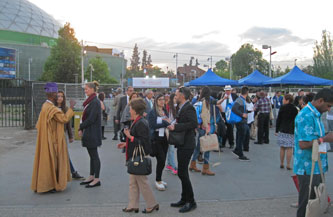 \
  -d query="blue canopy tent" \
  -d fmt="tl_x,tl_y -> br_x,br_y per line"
238,70 -> 271,86
185,69 -> 238,86
263,66 -> 333,86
